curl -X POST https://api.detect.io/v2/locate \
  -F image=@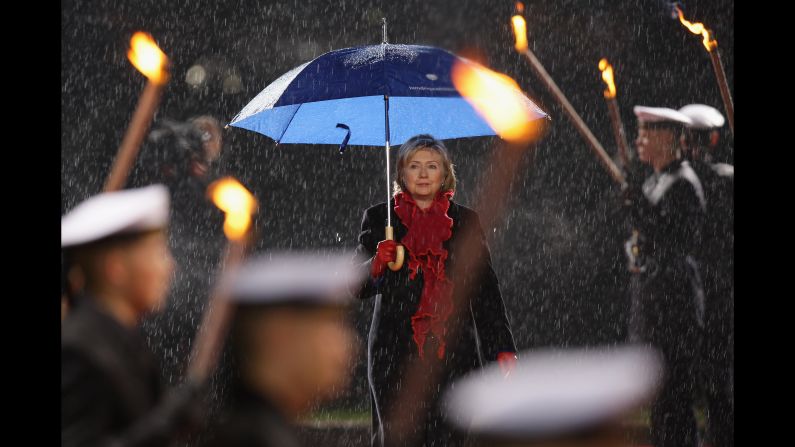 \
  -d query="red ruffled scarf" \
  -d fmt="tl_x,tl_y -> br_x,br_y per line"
394,189 -> 455,360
